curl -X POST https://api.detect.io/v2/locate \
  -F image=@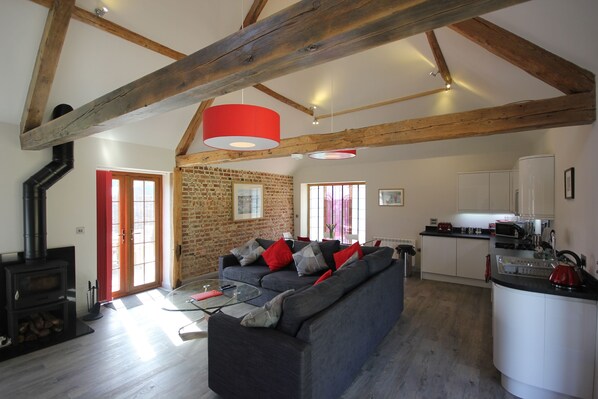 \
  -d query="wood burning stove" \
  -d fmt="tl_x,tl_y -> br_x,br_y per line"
5,260 -> 67,310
